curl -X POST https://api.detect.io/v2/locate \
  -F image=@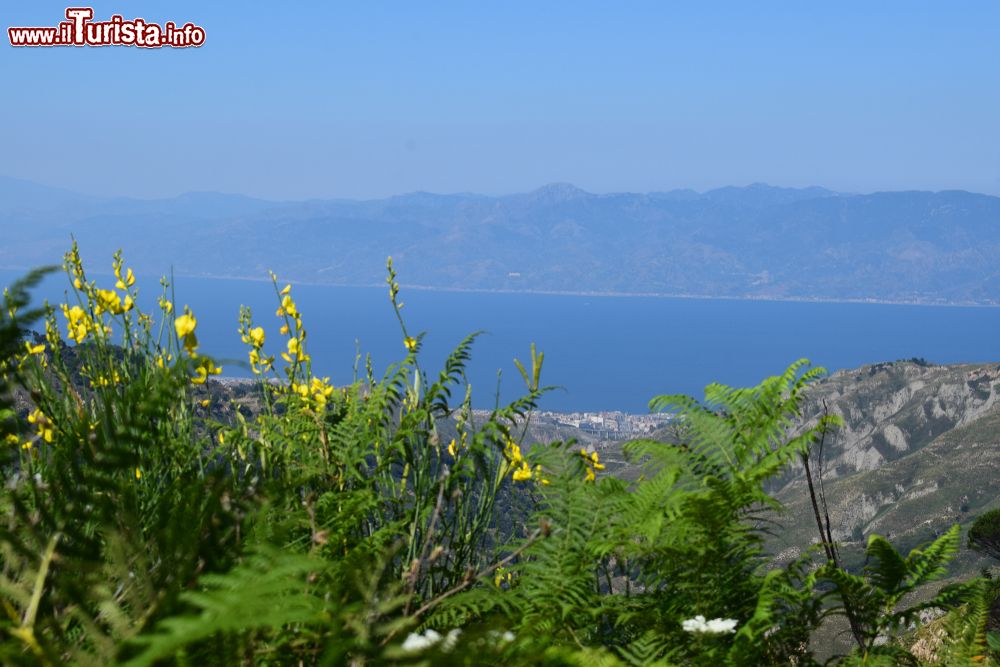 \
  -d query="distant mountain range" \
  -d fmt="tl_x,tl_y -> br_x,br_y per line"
3,176 -> 1000,305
